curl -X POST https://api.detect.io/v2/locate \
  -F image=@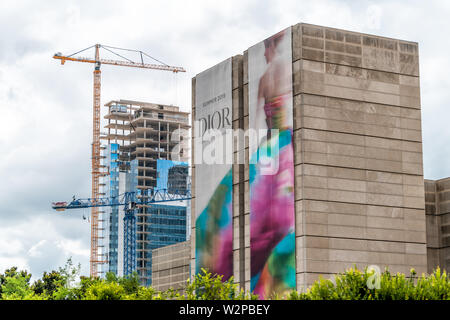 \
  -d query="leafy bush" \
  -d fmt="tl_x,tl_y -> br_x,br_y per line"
181,268 -> 257,300
1,260 -> 449,300
287,267 -> 450,300
84,281 -> 126,300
